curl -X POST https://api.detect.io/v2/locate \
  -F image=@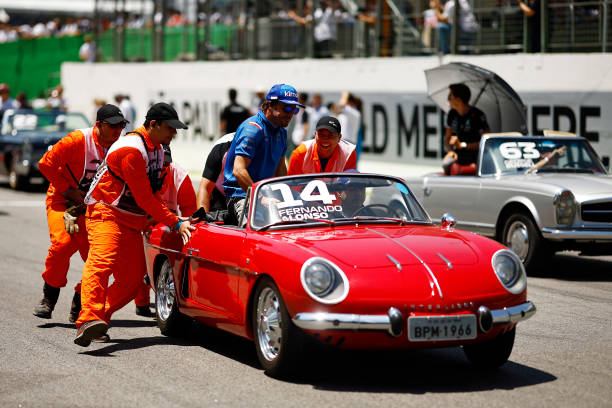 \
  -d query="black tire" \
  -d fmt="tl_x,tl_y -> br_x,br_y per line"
8,165 -> 28,190
463,327 -> 516,369
252,277 -> 302,378
155,259 -> 190,336
501,212 -> 547,271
